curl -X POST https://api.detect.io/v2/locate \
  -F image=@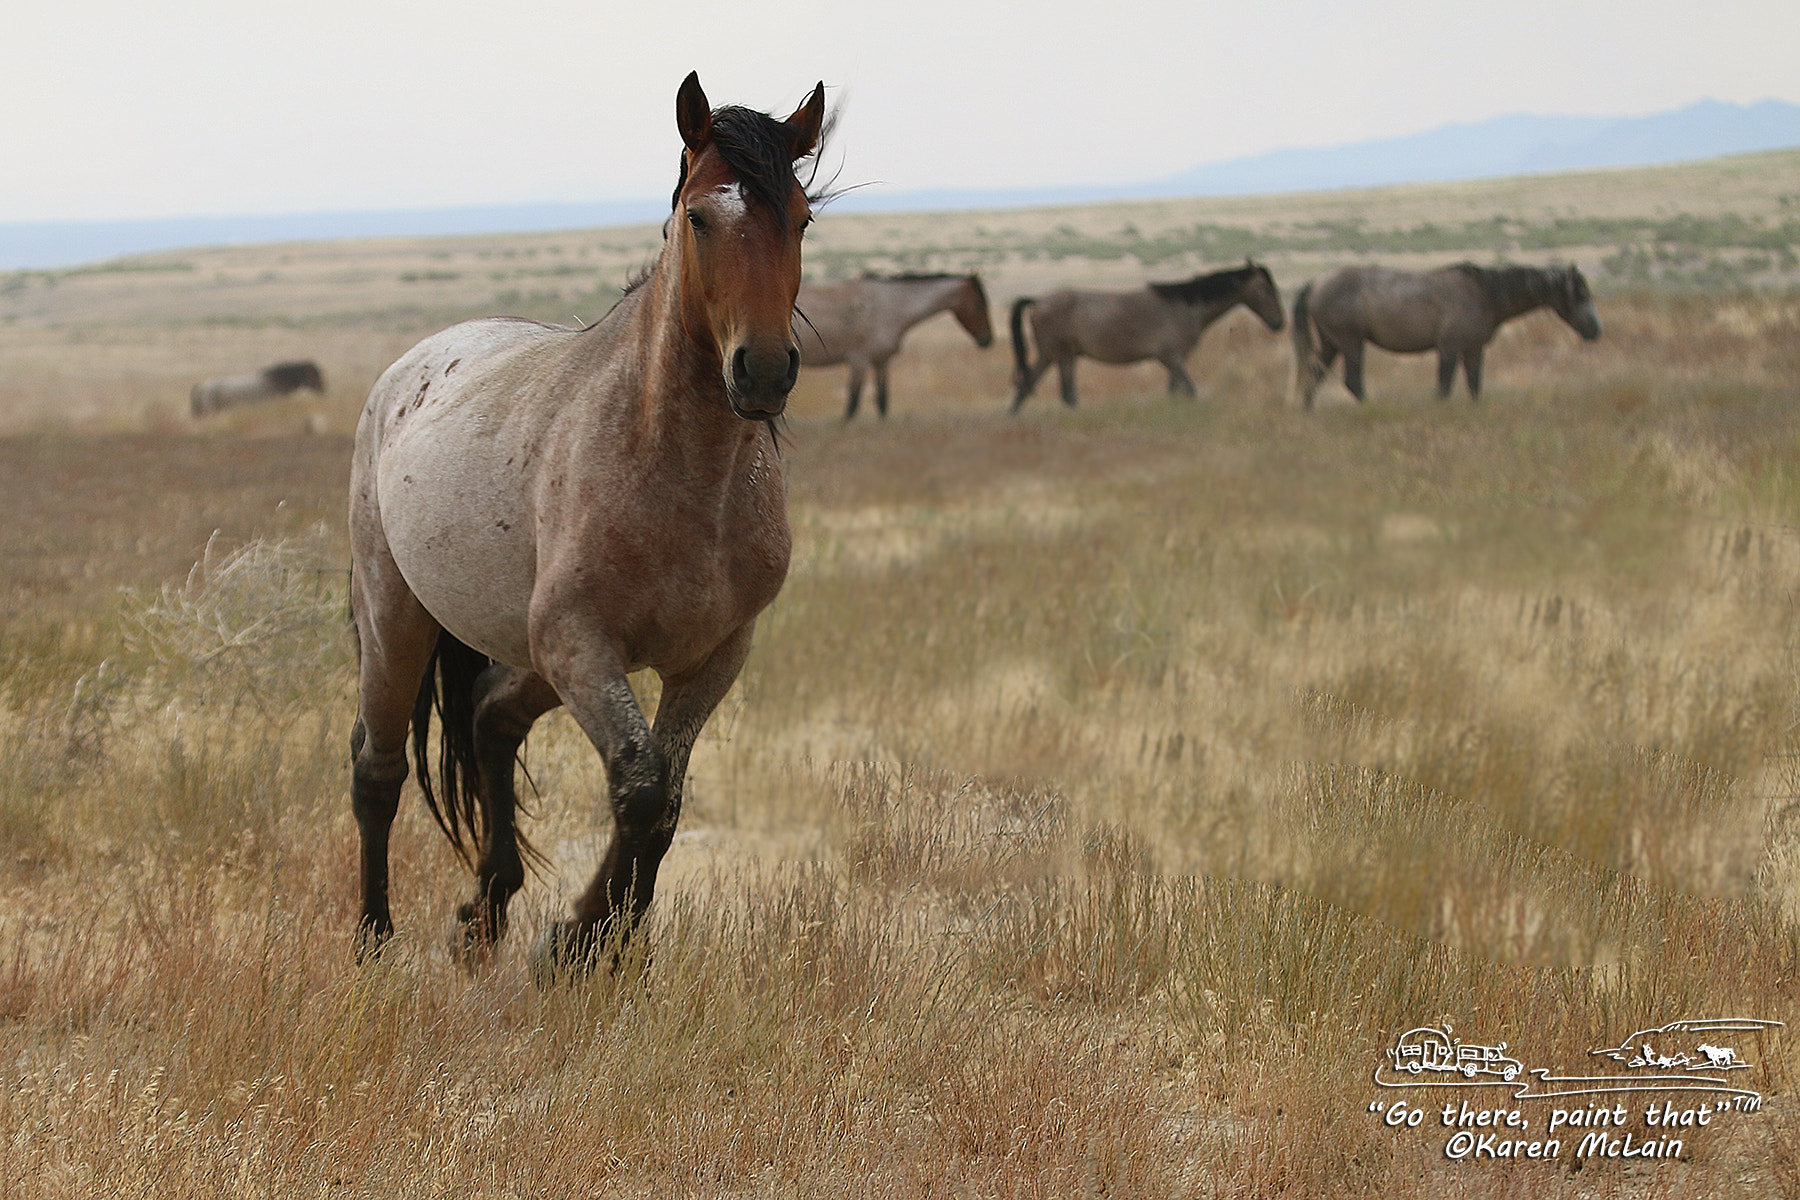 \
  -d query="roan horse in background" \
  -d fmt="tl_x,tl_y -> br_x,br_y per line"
191,360 -> 325,417
796,273 -> 993,418
1010,261 -> 1284,411
347,73 -> 826,976
1291,262 -> 1601,408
